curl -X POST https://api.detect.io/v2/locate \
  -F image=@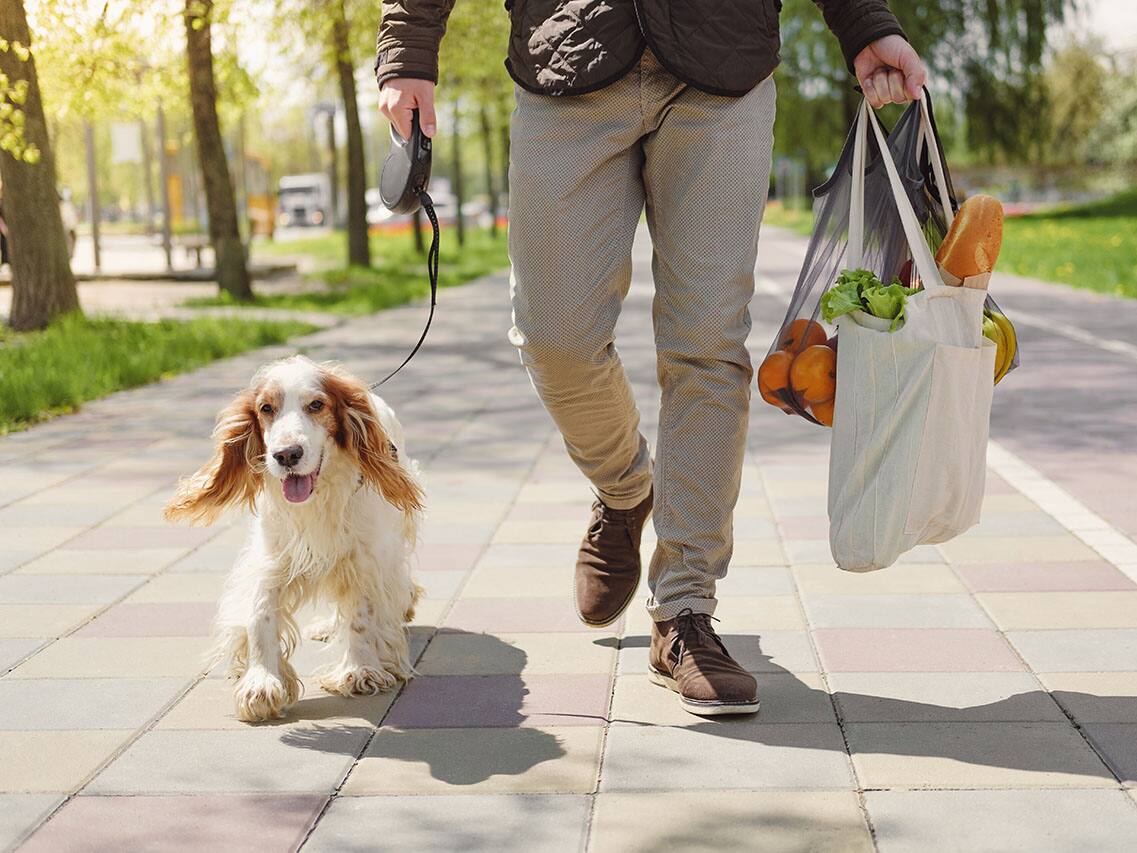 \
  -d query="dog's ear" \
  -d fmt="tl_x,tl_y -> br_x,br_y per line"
165,389 -> 265,525
322,369 -> 423,517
